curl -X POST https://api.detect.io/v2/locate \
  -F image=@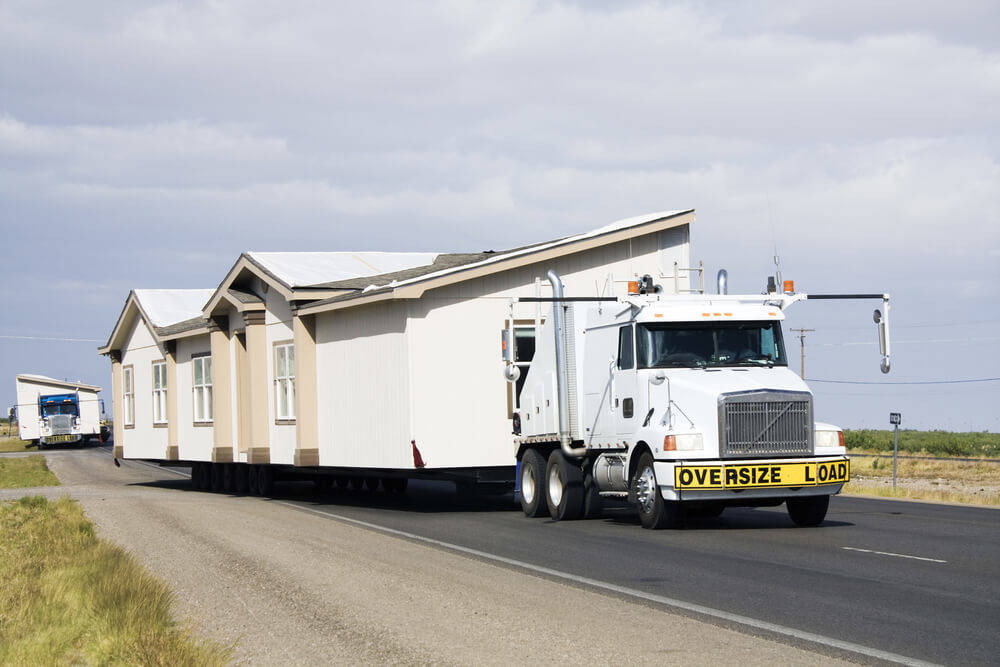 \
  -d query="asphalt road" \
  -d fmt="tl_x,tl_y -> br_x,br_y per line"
32,444 -> 999,665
